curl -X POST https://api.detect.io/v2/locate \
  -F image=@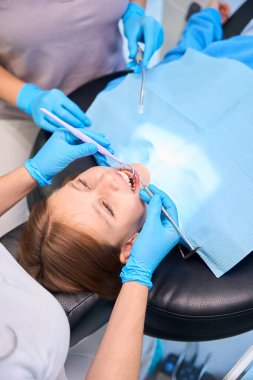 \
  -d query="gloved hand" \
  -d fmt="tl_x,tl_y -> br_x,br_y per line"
120,184 -> 179,288
122,2 -> 164,72
17,83 -> 91,132
24,129 -> 113,186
